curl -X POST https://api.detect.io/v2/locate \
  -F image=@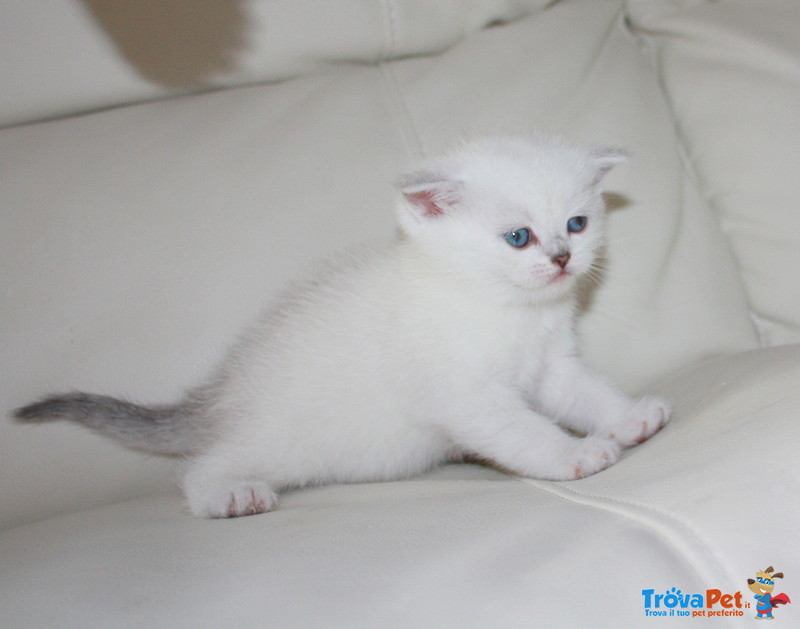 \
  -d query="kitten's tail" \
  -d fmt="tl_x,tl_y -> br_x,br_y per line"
13,391 -> 209,456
